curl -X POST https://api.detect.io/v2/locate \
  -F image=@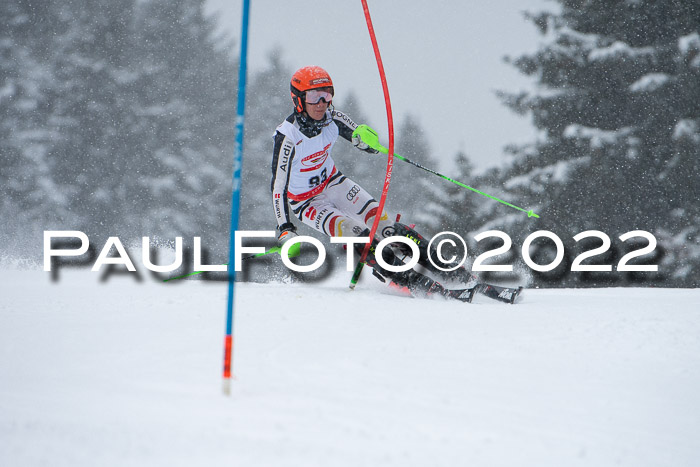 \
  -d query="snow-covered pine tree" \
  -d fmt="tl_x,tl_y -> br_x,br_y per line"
132,0 -> 237,255
495,0 -> 700,287
45,0 -> 141,243
436,152 -> 483,235
390,115 -> 443,231
238,52 -> 291,234
2,0 -> 239,259
430,151 -> 520,281
1,1 -> 81,254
